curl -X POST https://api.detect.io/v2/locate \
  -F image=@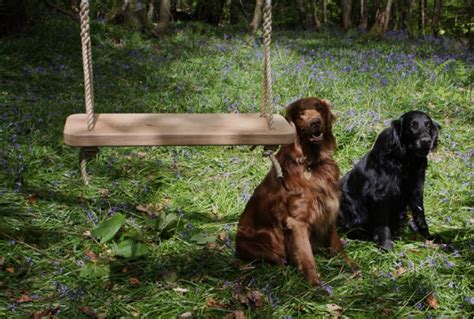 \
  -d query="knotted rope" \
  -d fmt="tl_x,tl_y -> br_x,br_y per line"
260,0 -> 274,131
79,0 -> 96,185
